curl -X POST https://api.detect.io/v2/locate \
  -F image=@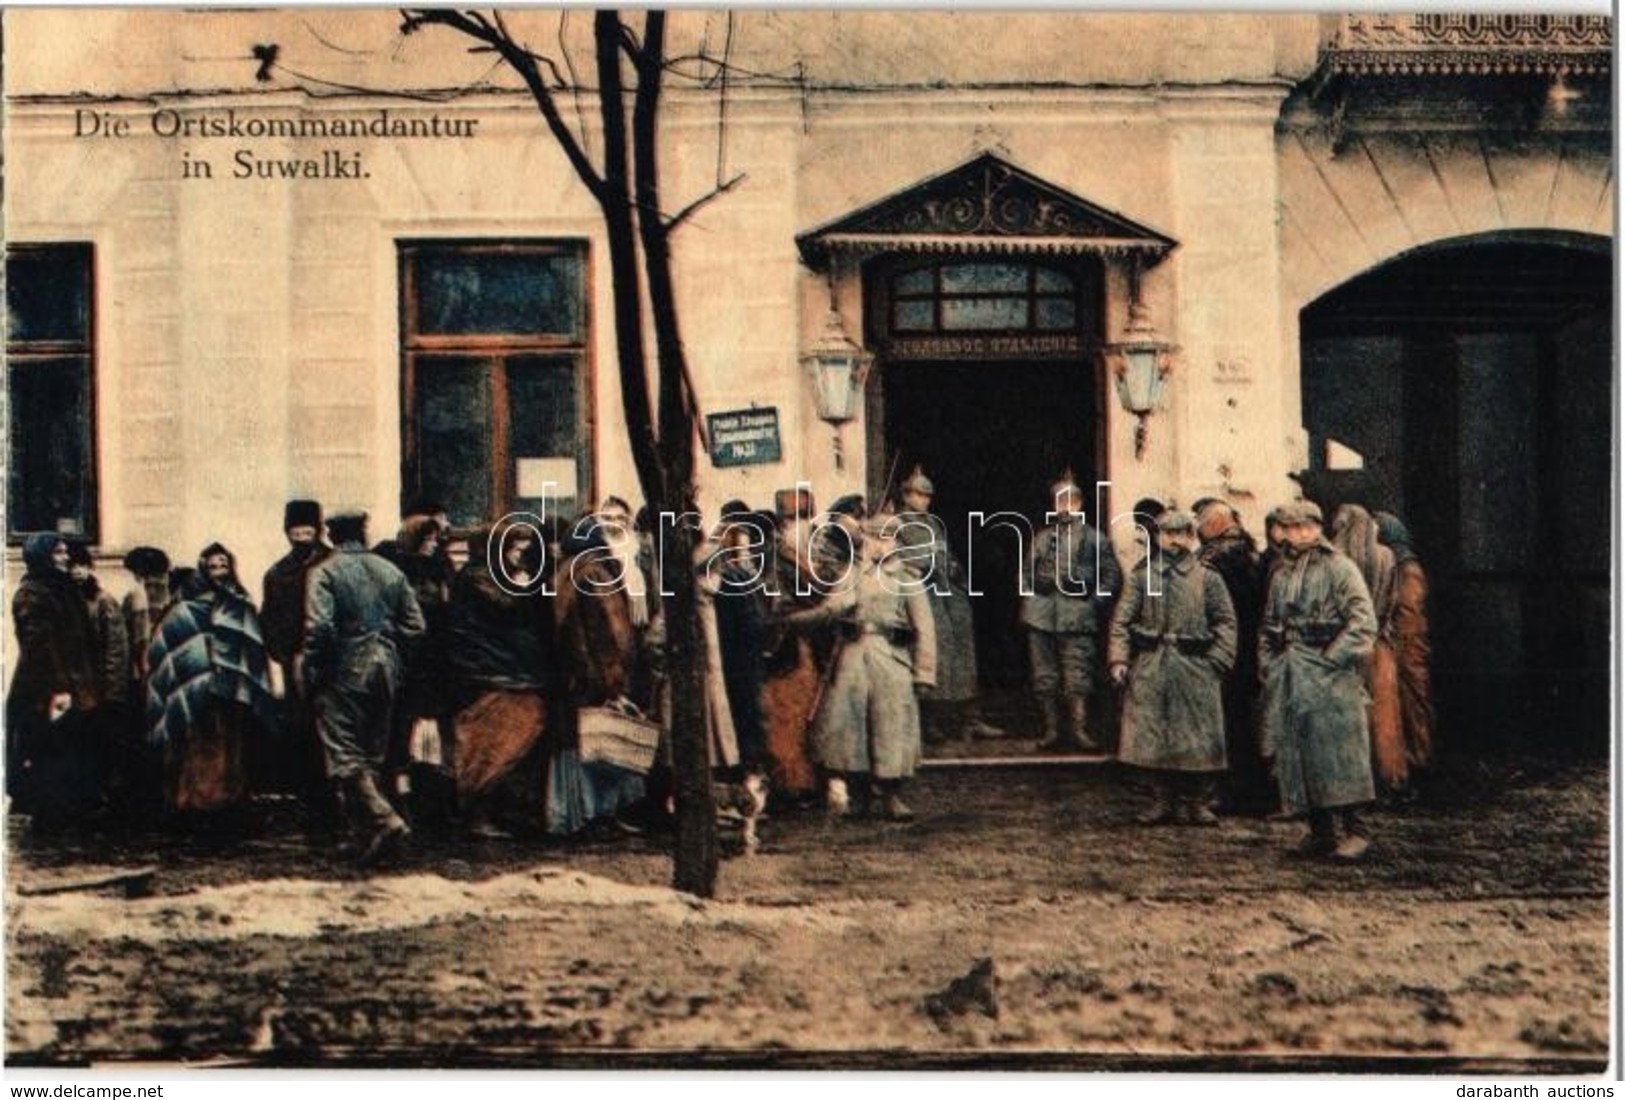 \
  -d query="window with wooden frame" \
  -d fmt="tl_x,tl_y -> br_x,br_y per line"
399,240 -> 591,528
5,243 -> 97,542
